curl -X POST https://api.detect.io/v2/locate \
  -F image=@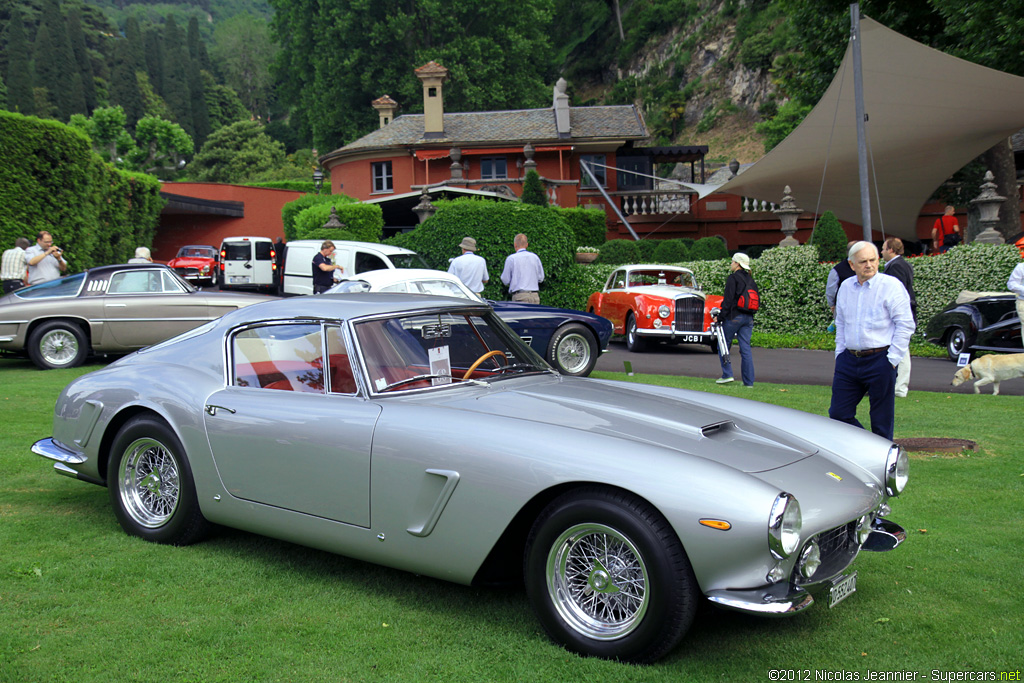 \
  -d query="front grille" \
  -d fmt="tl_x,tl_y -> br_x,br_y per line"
796,520 -> 859,585
174,267 -> 200,278
673,298 -> 705,333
